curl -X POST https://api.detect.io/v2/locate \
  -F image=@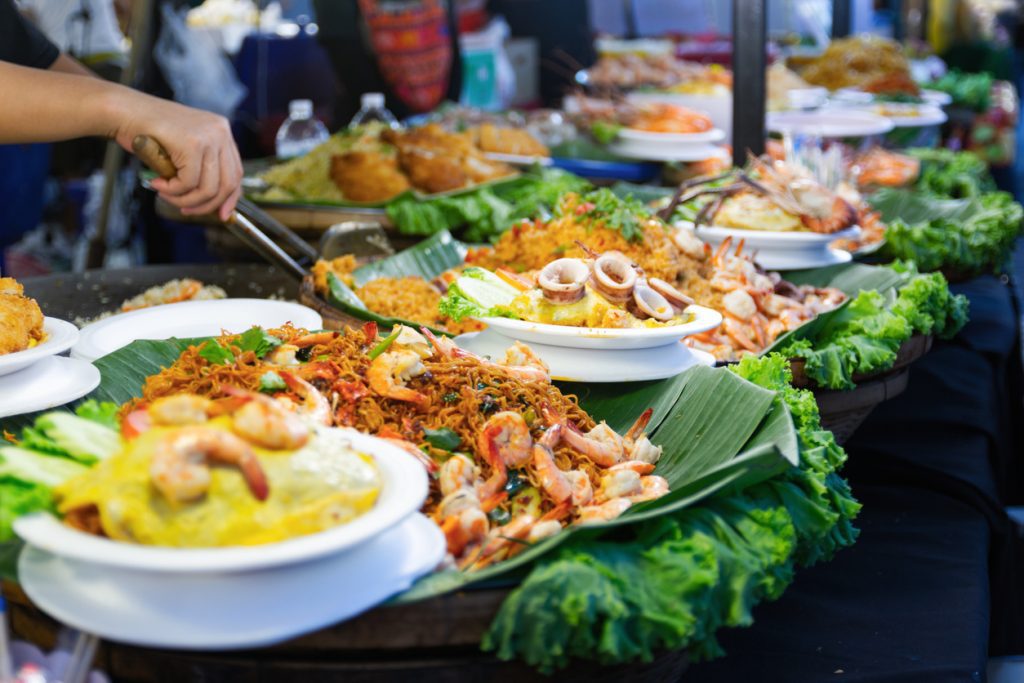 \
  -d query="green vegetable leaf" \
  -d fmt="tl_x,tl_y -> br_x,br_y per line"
590,120 -> 624,145
74,400 -> 119,431
0,446 -> 89,488
33,413 -> 121,464
439,267 -> 519,322
259,371 -> 287,393
198,340 -> 235,366
235,327 -> 283,358
0,478 -> 54,542
368,327 -> 401,360
422,426 -> 462,451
